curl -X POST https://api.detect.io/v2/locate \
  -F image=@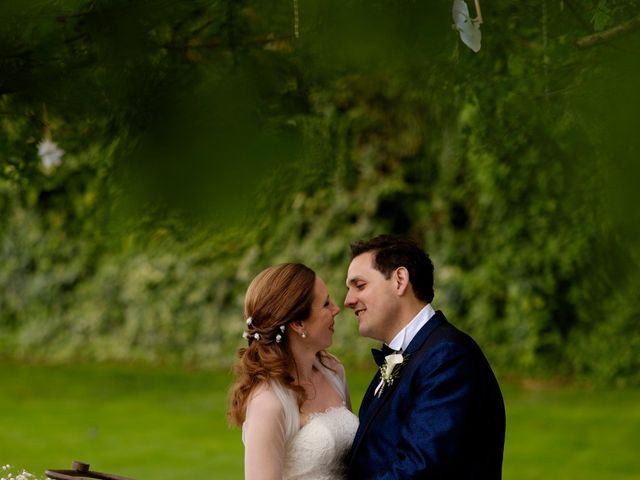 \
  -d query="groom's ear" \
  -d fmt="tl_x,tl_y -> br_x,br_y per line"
393,267 -> 410,296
